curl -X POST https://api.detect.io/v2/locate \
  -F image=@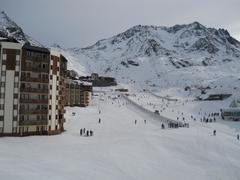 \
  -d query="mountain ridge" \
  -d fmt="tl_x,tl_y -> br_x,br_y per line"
1,11 -> 240,98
